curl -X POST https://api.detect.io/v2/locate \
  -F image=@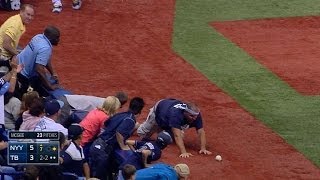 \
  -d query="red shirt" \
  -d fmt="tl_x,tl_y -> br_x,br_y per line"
80,109 -> 109,146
